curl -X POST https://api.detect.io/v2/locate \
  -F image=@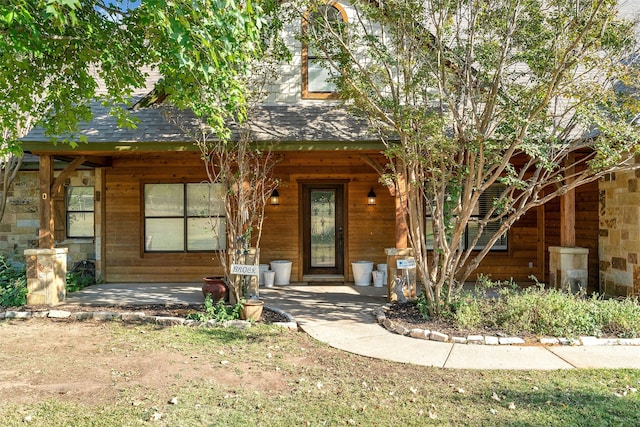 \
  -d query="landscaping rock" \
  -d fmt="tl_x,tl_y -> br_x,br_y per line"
154,316 -> 185,326
499,337 -> 525,345
430,331 -> 448,342
484,336 -> 499,345
467,335 -> 484,345
409,328 -> 430,340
